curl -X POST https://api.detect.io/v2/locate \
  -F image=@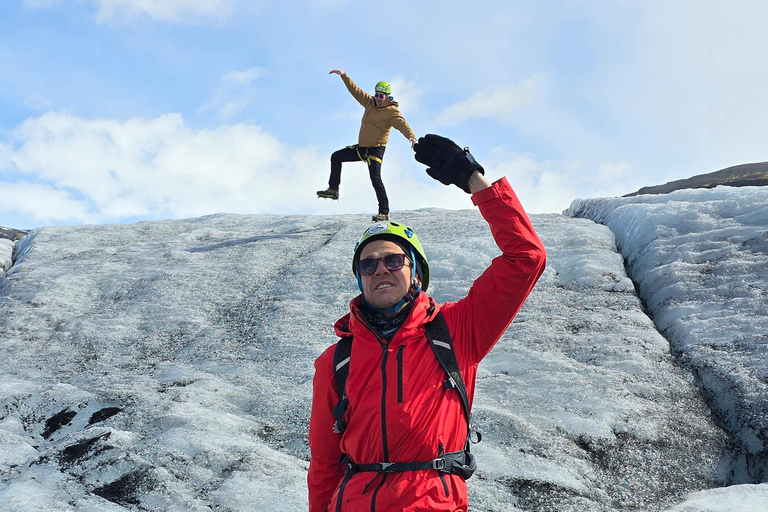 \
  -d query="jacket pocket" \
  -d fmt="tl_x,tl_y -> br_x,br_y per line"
396,345 -> 404,403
